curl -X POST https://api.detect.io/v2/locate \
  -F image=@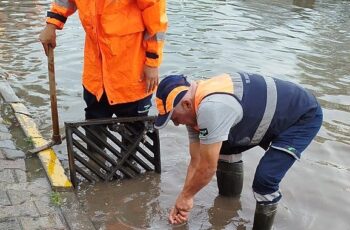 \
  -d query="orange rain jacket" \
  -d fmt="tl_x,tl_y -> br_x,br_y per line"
47,0 -> 168,105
